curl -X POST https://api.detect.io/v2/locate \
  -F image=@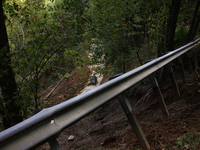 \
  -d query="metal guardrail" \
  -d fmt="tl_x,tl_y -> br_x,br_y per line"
0,39 -> 200,150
